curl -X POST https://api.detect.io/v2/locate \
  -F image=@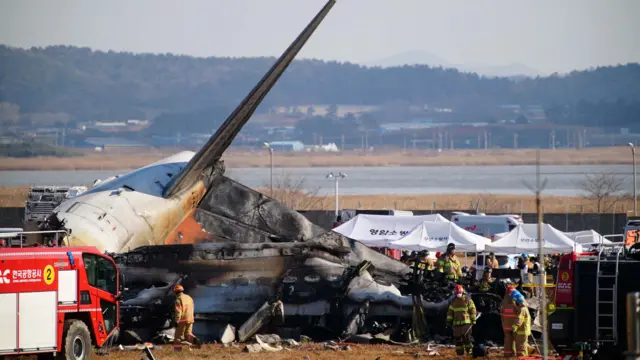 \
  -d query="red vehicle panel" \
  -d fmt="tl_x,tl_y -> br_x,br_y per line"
0,246 -> 120,358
